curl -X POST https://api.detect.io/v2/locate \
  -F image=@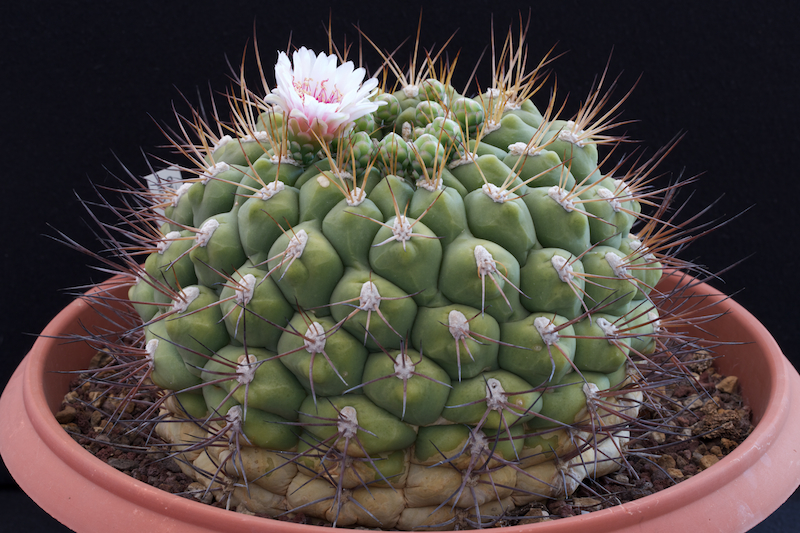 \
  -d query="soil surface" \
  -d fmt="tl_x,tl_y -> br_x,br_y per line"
57,349 -> 753,527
